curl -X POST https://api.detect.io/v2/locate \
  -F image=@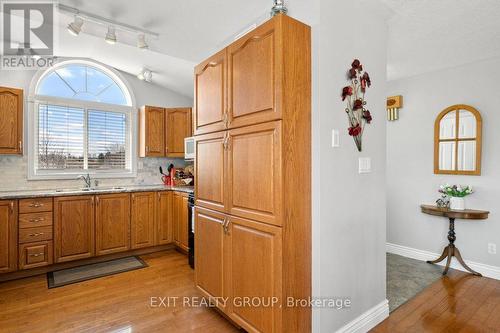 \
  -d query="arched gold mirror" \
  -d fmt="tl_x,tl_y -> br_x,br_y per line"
434,104 -> 482,175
